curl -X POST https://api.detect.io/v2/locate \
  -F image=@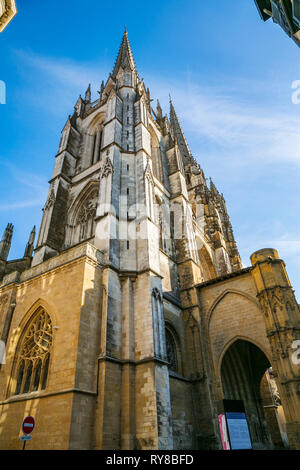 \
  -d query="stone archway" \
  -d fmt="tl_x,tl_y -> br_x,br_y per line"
220,339 -> 285,450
